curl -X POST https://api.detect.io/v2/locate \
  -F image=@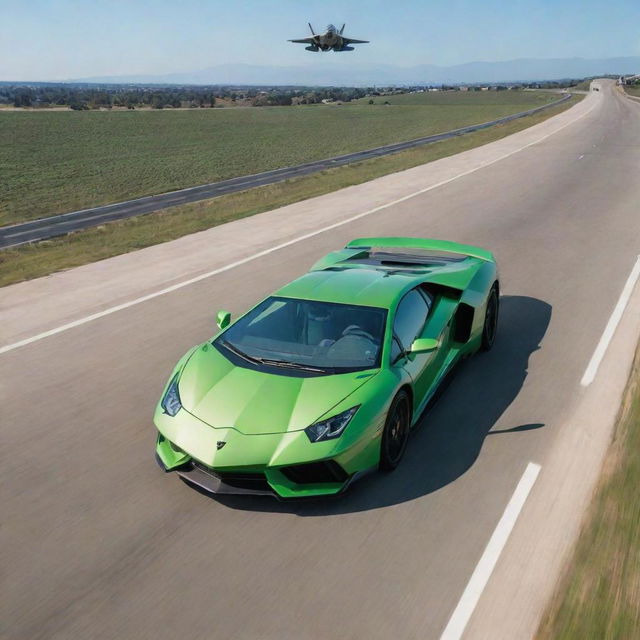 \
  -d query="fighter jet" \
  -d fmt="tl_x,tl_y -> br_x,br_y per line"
289,23 -> 369,52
